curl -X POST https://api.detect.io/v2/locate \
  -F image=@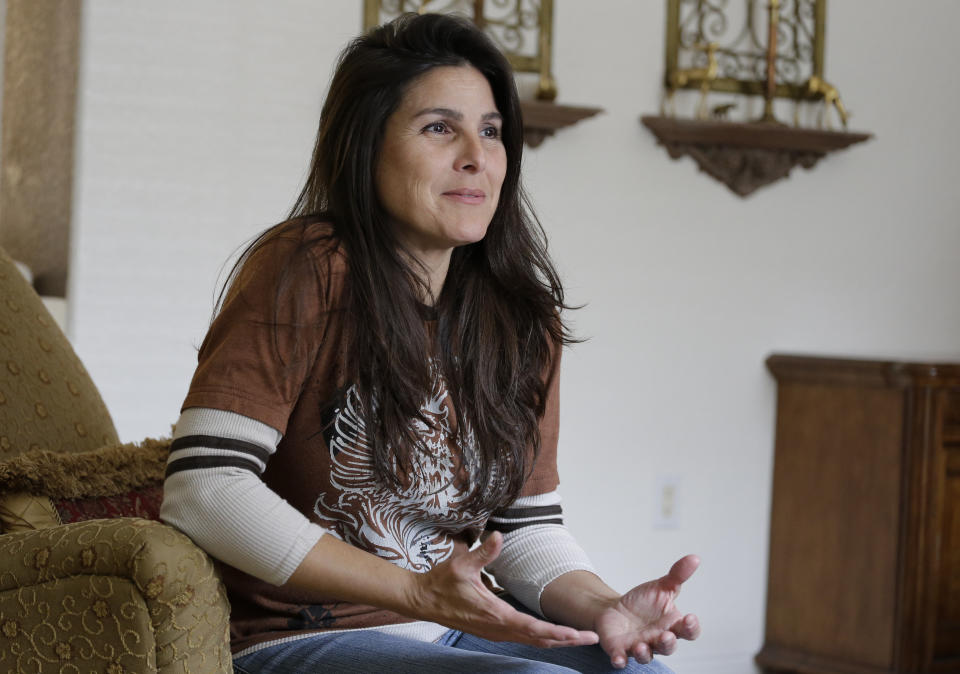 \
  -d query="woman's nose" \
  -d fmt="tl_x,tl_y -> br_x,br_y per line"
455,135 -> 486,173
